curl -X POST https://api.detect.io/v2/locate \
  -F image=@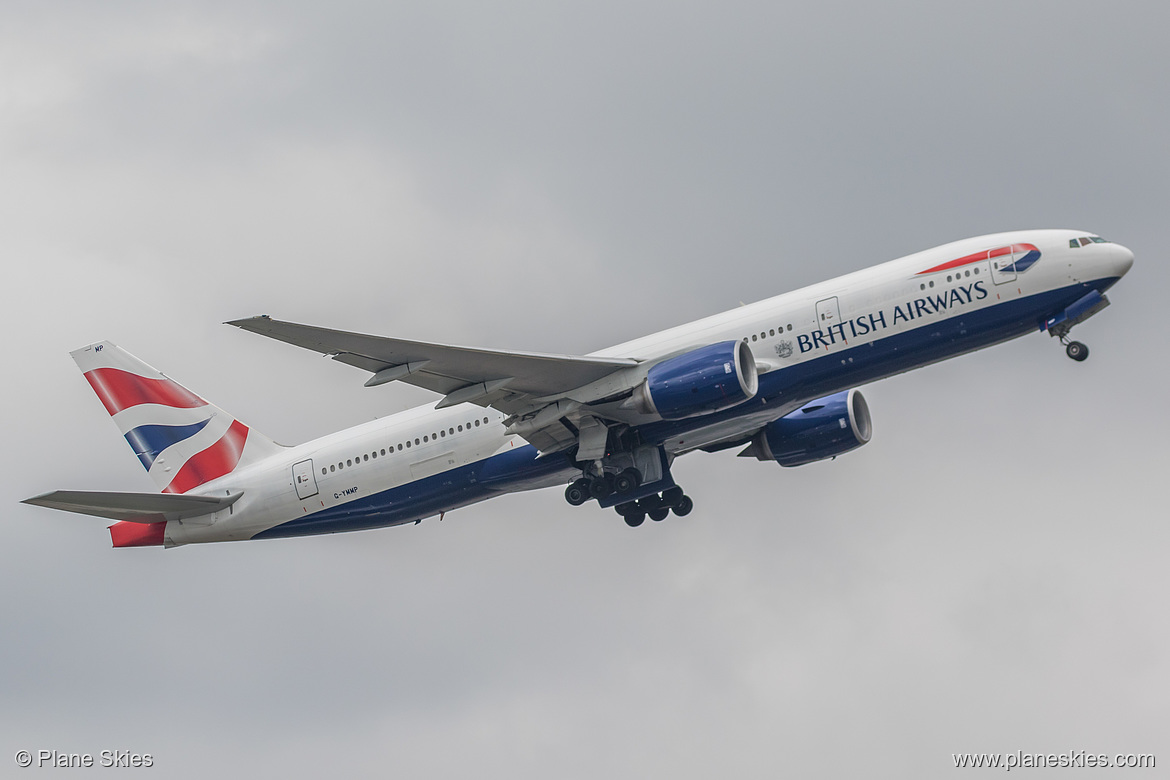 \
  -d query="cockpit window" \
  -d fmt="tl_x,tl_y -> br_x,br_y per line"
1078,237 -> 1091,246
1070,239 -> 1079,248
1090,236 -> 1109,243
